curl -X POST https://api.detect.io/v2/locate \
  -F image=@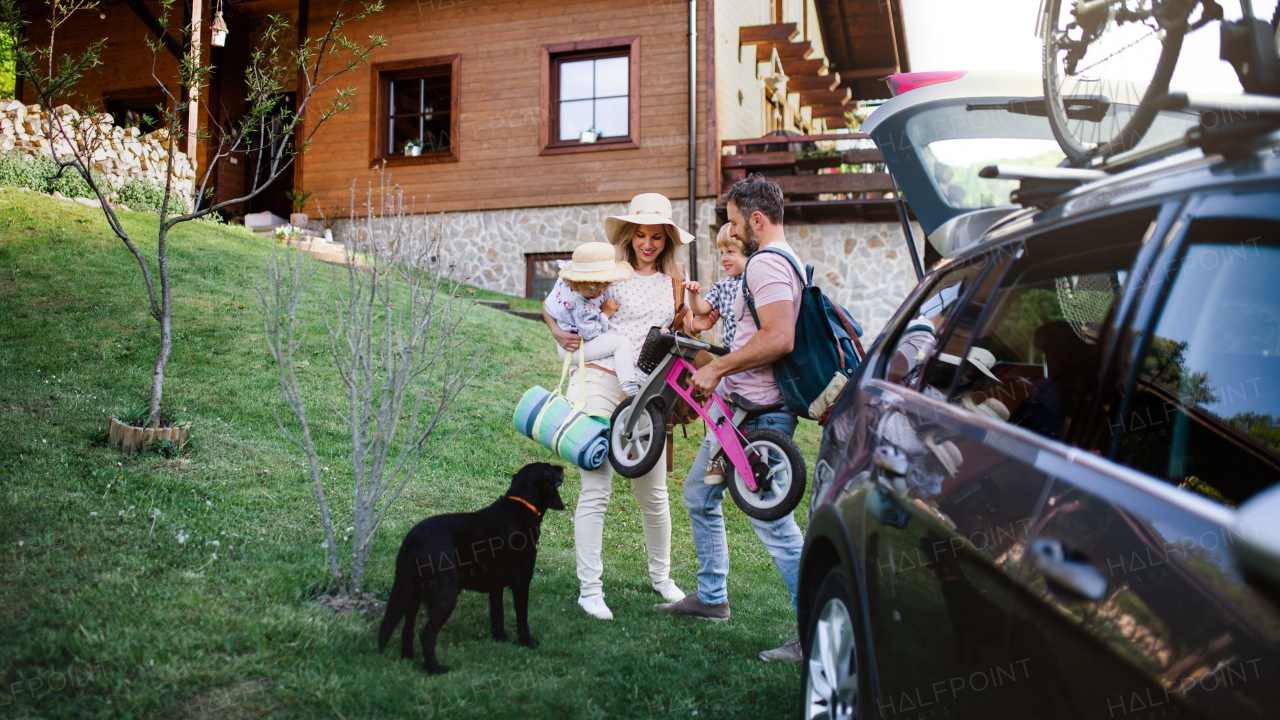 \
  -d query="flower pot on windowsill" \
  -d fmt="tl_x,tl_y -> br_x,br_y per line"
107,415 -> 191,457
405,146 -> 422,157
290,213 -> 309,228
